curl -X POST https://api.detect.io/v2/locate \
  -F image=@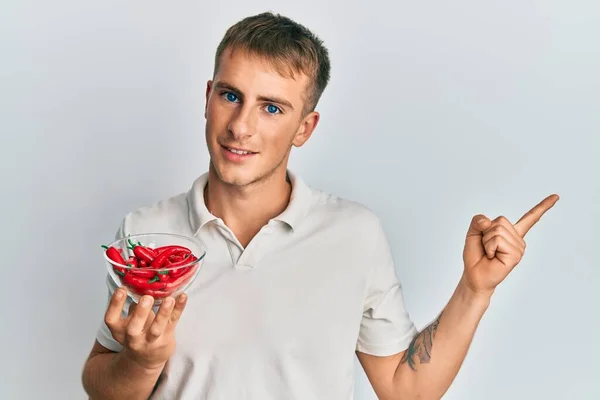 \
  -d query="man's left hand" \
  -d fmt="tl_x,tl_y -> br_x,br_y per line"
462,194 -> 560,297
